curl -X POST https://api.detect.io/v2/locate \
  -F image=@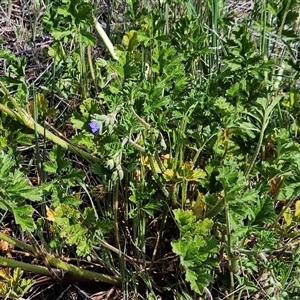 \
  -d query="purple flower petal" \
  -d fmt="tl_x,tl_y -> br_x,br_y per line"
89,121 -> 100,134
